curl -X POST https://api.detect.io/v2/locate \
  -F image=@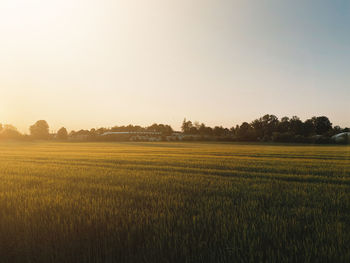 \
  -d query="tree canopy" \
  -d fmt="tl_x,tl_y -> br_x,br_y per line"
0,115 -> 348,144
30,120 -> 50,139
57,127 -> 68,140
